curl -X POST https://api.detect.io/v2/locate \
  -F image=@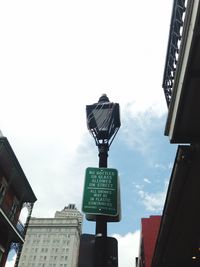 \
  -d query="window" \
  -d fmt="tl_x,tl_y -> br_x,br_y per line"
0,178 -> 7,201
10,197 -> 19,220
